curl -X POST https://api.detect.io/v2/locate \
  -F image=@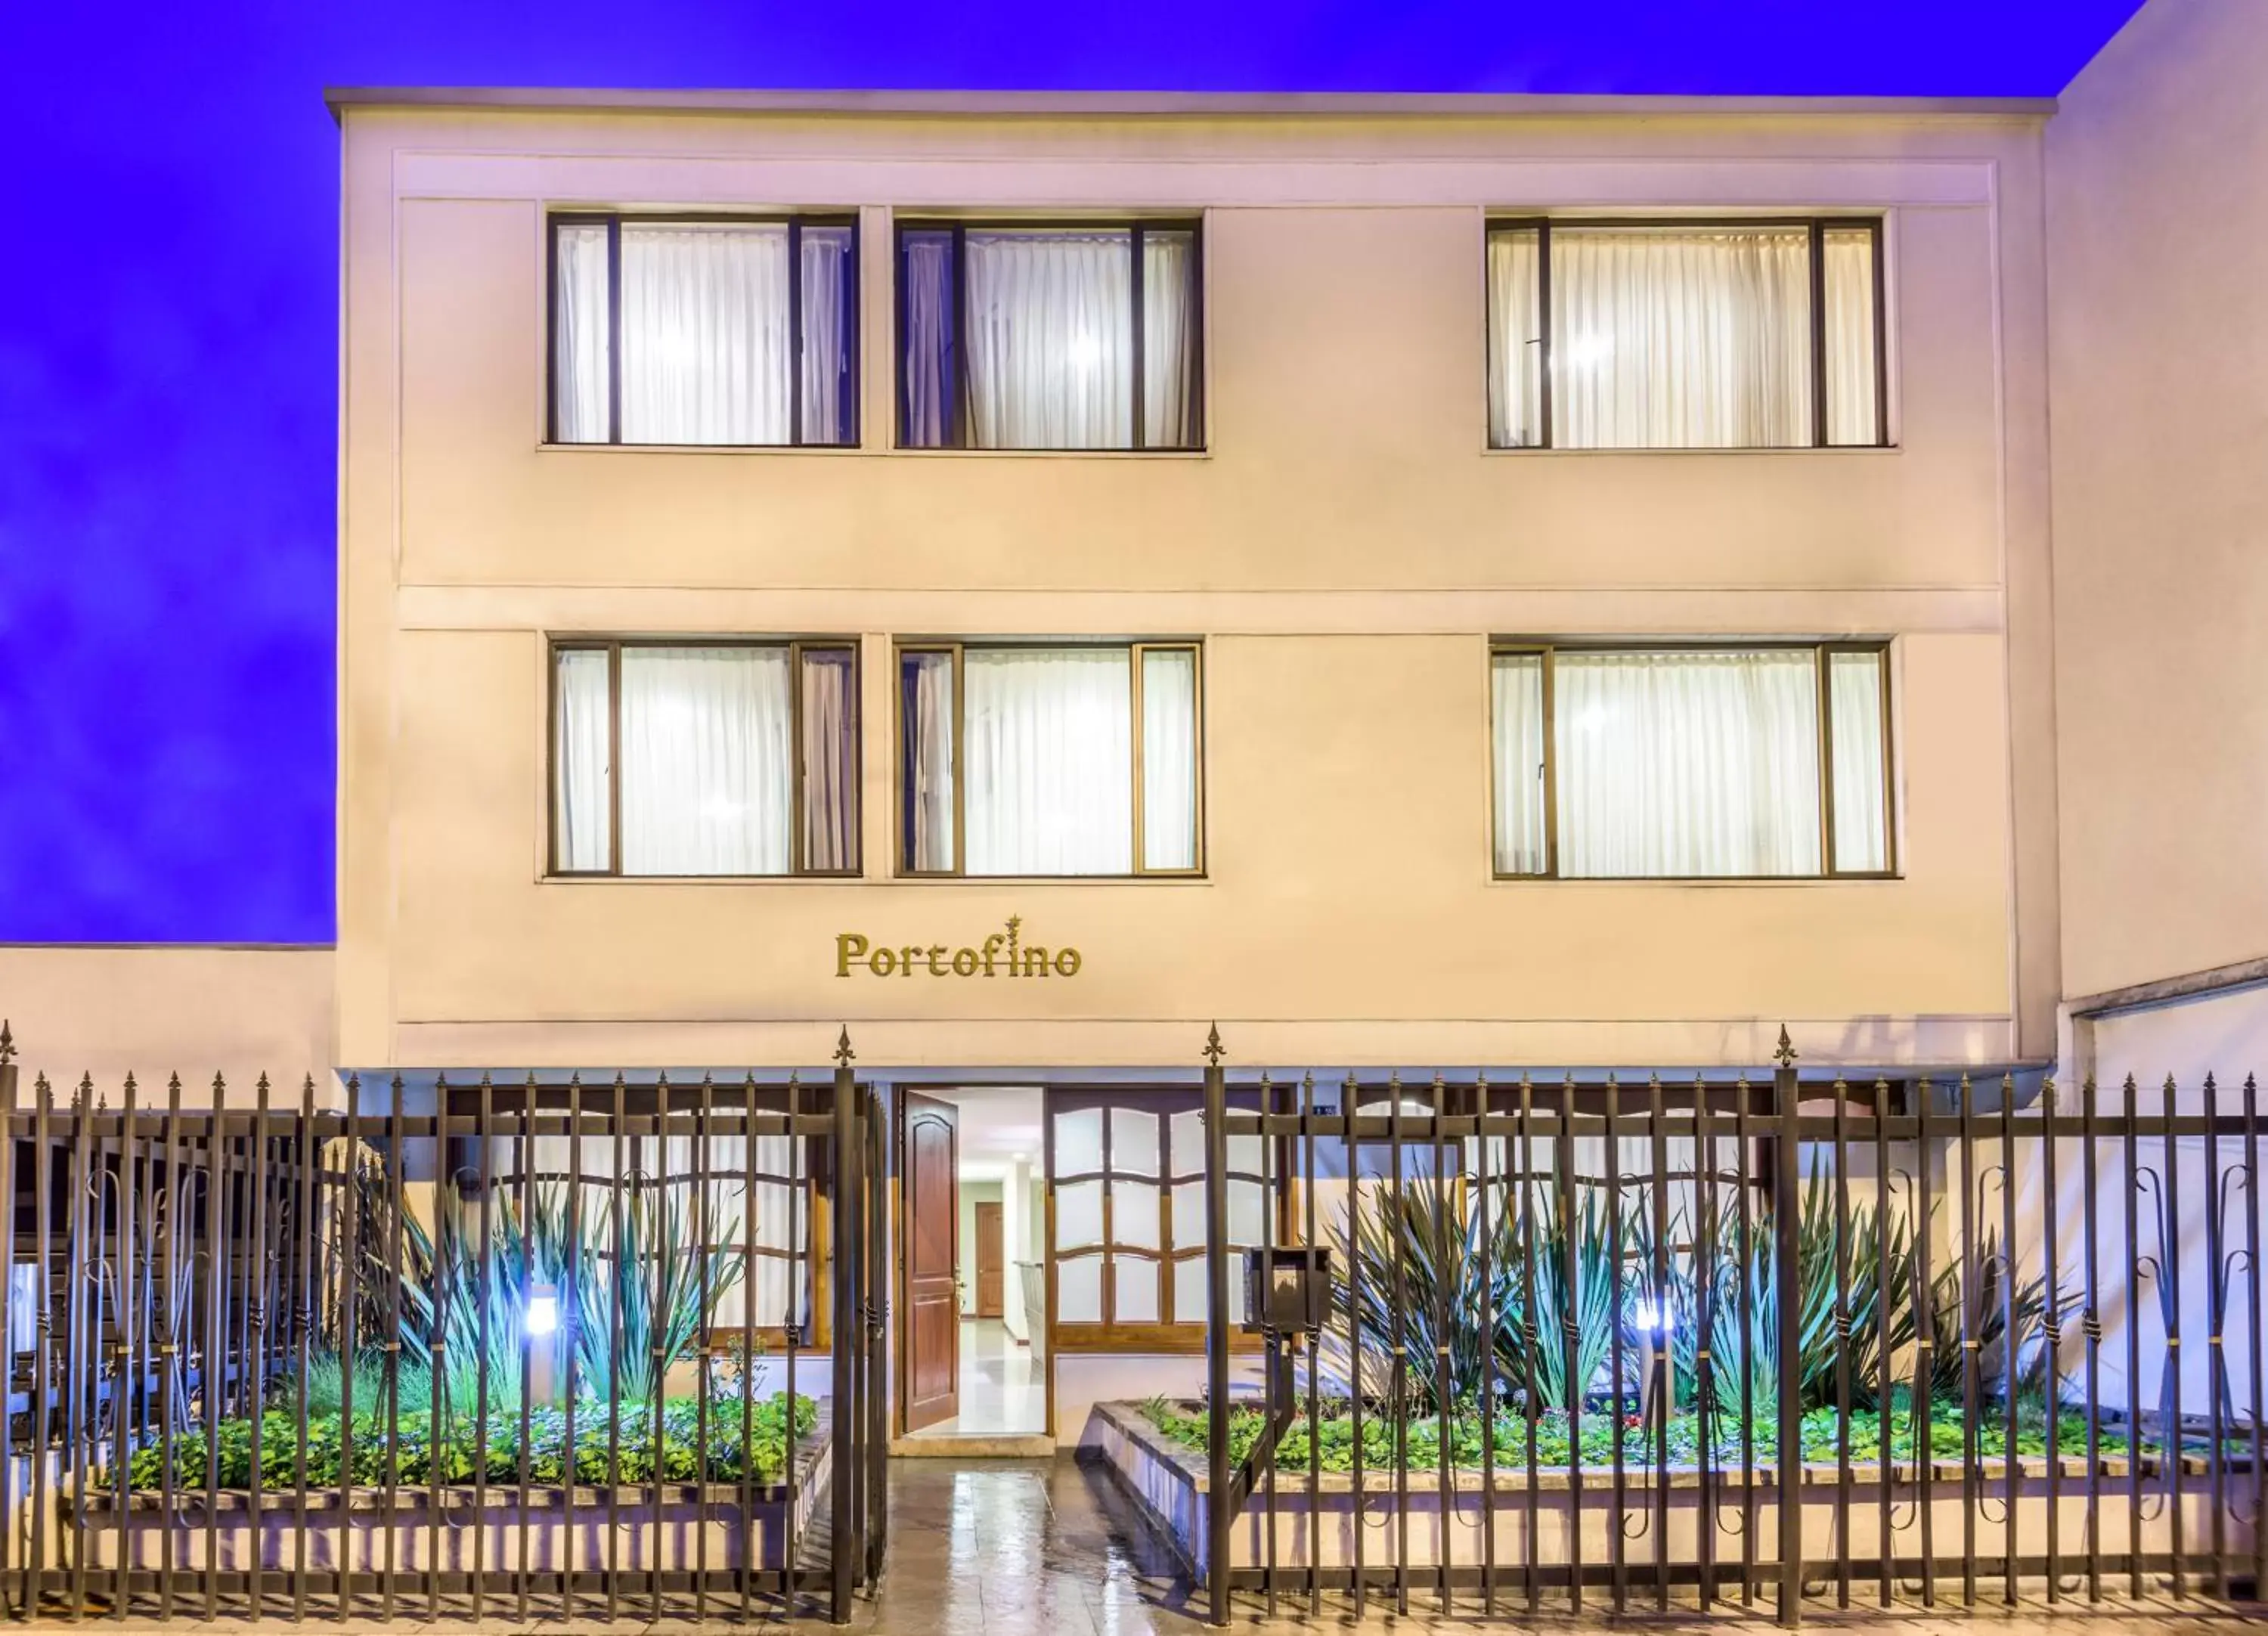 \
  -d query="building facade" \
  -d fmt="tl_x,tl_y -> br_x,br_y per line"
333,89 -> 2061,1083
